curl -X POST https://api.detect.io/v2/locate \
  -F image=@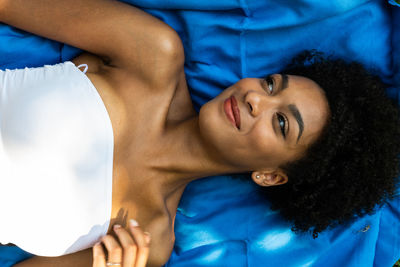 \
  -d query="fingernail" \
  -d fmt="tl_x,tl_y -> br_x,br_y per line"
129,219 -> 139,227
94,241 -> 101,246
113,224 -> 121,231
144,232 -> 151,244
